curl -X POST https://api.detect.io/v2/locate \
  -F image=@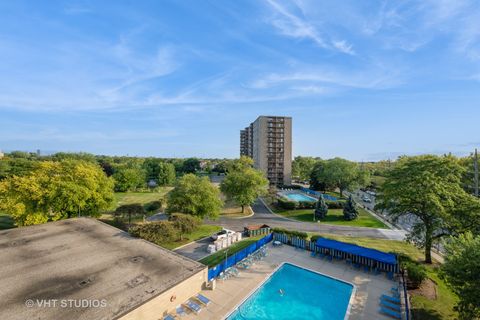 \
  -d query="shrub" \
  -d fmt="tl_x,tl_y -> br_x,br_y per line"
298,201 -> 315,209
169,213 -> 200,239
405,262 -> 427,289
314,196 -> 328,220
144,200 -> 162,212
129,221 -> 178,244
272,227 -> 308,239
277,198 -> 297,210
326,201 -> 344,209
343,196 -> 358,221
310,235 -> 322,242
